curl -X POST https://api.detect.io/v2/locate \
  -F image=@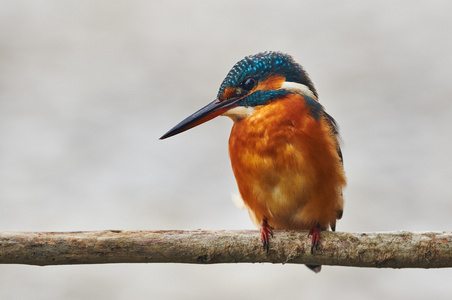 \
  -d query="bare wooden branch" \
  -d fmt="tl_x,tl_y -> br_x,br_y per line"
0,230 -> 451,268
